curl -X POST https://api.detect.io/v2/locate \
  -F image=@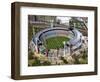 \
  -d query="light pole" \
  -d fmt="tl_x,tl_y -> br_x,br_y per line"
35,37 -> 39,53
50,20 -> 54,28
70,44 -> 72,56
63,41 -> 66,56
